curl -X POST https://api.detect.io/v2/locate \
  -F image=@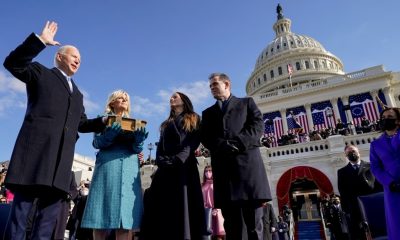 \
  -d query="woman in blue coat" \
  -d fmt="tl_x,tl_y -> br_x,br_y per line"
140,92 -> 207,240
81,90 -> 148,239
370,107 -> 400,240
